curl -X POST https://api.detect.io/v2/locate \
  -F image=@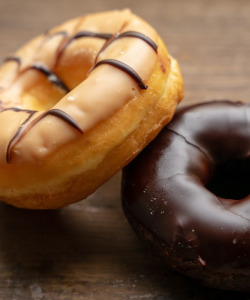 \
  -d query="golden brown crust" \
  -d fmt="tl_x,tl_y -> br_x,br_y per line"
0,10 -> 183,209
